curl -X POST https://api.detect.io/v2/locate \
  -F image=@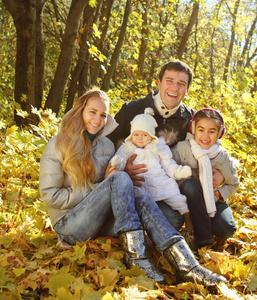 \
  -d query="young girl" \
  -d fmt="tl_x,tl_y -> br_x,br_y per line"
111,108 -> 194,233
39,91 -> 226,287
172,108 -> 239,248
